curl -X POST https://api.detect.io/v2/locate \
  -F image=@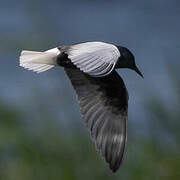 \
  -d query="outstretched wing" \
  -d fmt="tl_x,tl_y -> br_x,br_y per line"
61,42 -> 120,77
64,68 -> 128,172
